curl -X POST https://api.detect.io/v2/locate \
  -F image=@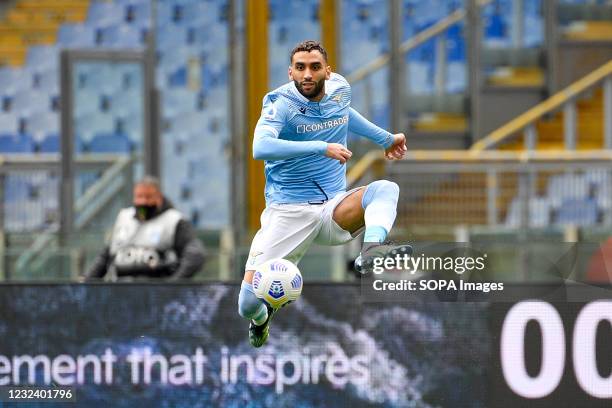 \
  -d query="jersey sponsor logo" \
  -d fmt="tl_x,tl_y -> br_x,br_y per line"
296,115 -> 349,134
